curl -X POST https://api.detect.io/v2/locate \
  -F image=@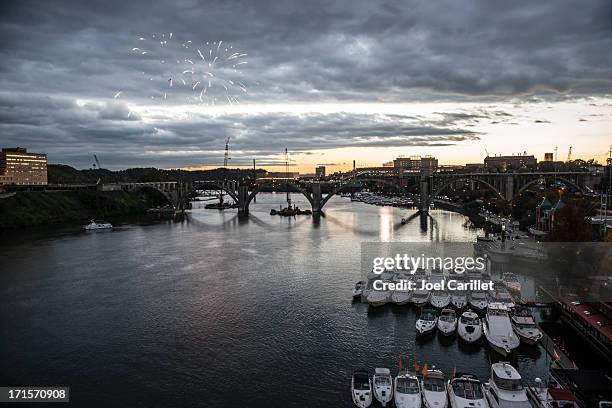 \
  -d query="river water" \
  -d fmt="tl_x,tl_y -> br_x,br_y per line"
0,193 -> 552,407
